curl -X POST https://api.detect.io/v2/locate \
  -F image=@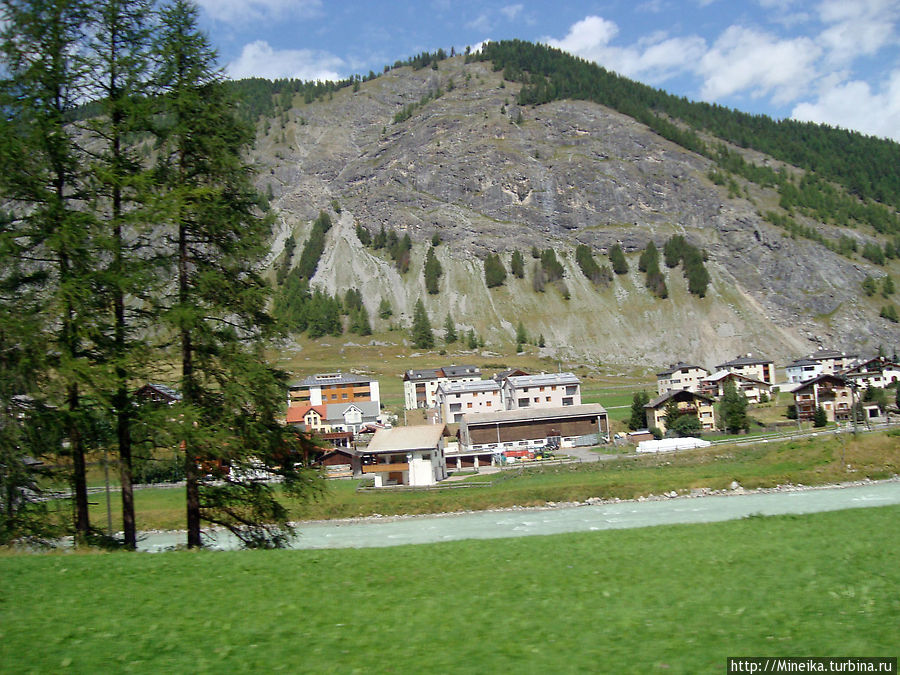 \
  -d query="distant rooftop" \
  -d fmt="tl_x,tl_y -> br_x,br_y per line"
461,403 -> 607,426
437,380 -> 500,394
290,372 -> 374,388
716,354 -> 772,368
657,362 -> 707,377
505,372 -> 580,388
